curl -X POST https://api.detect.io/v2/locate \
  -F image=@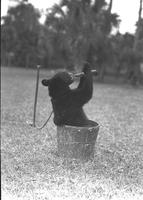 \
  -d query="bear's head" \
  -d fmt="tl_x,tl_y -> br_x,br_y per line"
42,72 -> 74,99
